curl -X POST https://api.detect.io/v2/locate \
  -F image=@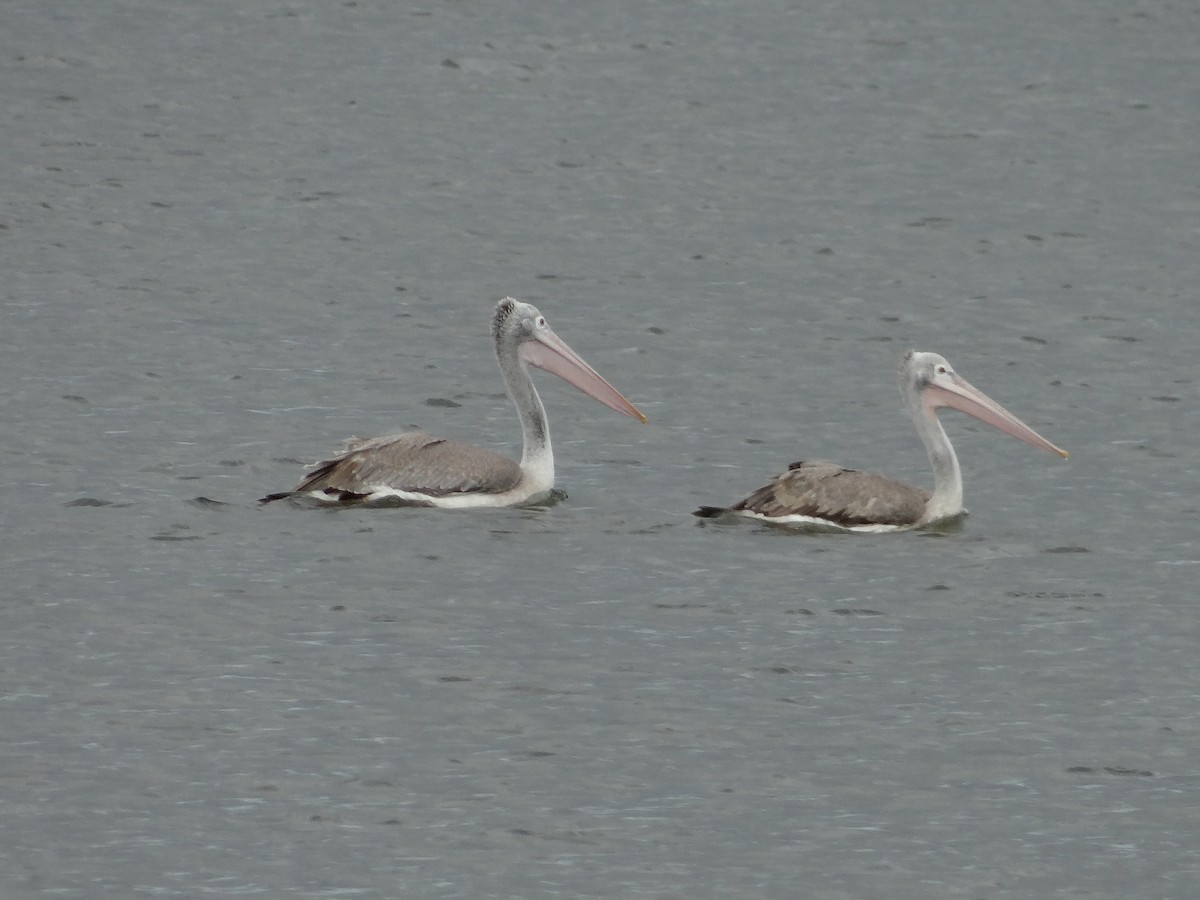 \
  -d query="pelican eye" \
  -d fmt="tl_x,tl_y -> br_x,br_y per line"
535,316 -> 547,328
935,365 -> 948,375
